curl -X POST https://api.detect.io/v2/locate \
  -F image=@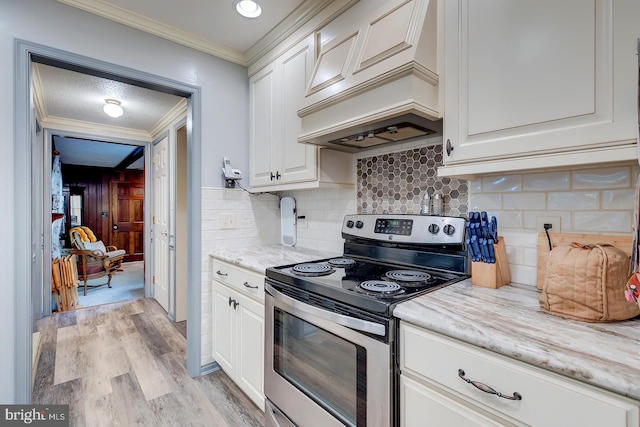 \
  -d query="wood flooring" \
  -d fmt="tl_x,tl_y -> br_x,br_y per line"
32,298 -> 264,427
